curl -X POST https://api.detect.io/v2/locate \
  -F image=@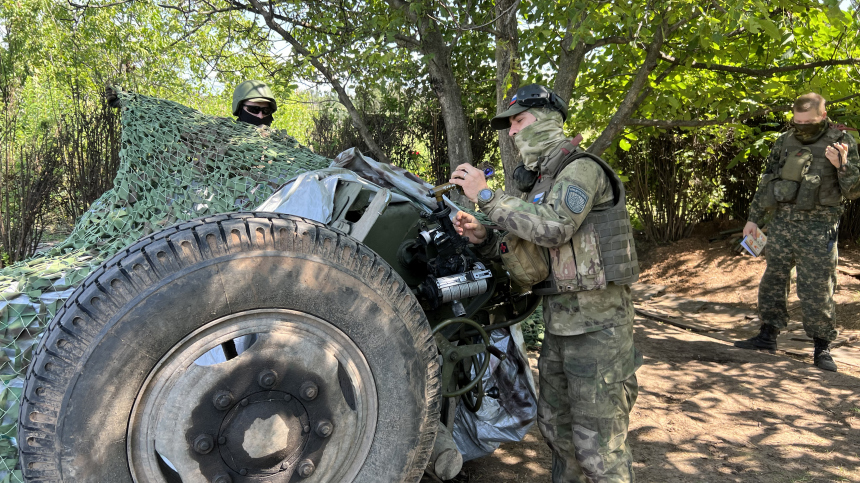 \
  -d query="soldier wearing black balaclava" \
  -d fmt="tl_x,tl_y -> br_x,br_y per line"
736,93 -> 860,372
232,80 -> 278,127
